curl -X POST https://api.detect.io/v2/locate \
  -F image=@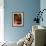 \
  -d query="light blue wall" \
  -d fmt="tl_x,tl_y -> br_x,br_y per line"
40,0 -> 46,27
4,0 -> 40,42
